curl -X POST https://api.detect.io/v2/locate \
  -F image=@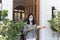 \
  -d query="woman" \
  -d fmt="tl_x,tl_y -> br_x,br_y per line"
23,14 -> 45,40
